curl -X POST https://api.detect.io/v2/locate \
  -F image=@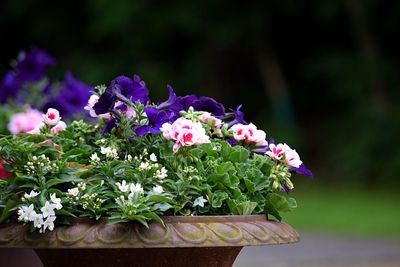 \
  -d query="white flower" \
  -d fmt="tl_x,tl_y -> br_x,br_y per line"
41,201 -> 56,218
90,153 -> 101,164
193,196 -> 208,208
116,180 -> 129,192
32,212 -> 44,228
199,112 -> 223,128
129,183 -> 144,194
17,204 -> 35,222
43,108 -> 61,126
150,185 -> 164,195
155,167 -> 168,180
84,94 -> 100,117
24,190 -> 39,199
43,216 -> 56,231
67,187 -> 79,197
100,147 -> 118,160
50,193 -> 62,210
149,153 -> 158,162
138,162 -> 151,171
265,143 -> 286,160
50,121 -> 67,135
